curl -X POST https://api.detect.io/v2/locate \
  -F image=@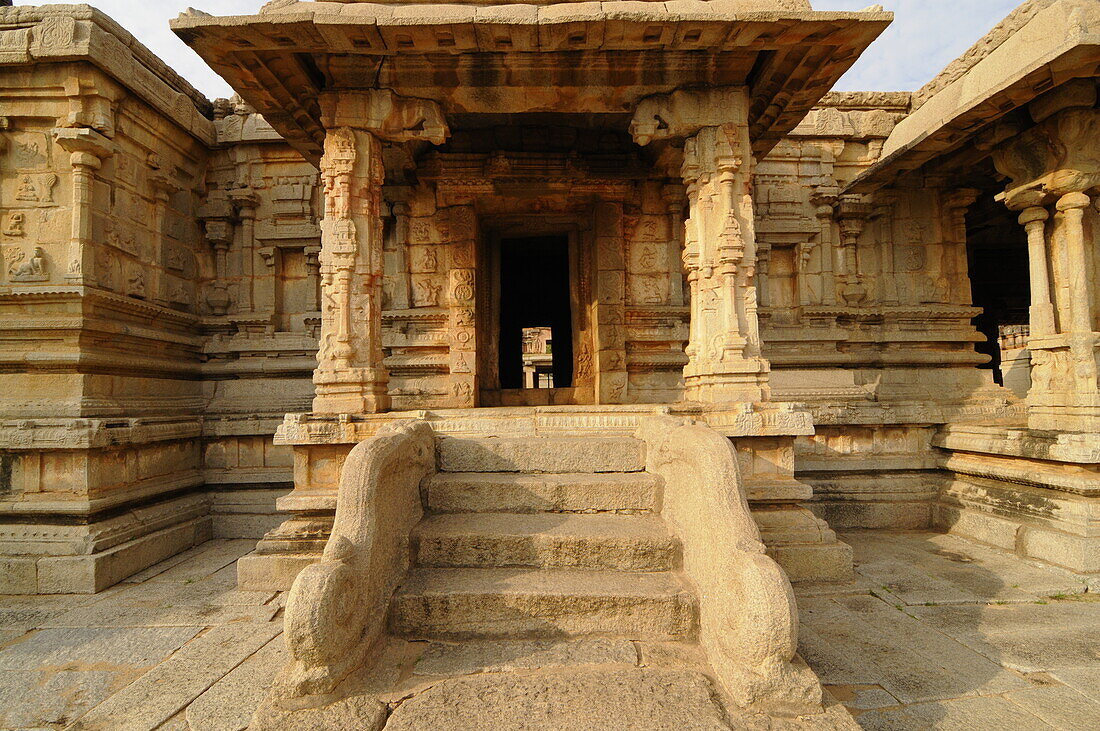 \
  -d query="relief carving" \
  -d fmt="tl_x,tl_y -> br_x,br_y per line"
6,246 -> 49,282
3,213 -> 25,237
